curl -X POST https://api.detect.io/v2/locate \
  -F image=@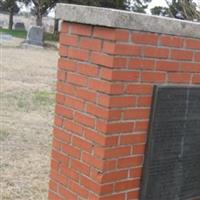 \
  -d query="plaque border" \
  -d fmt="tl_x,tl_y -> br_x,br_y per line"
139,85 -> 200,200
